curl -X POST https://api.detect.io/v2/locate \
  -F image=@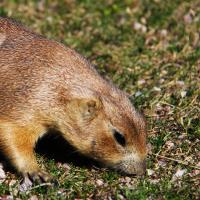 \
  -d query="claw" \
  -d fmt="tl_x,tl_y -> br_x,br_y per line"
20,171 -> 55,192
22,170 -> 54,185
30,170 -> 51,183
